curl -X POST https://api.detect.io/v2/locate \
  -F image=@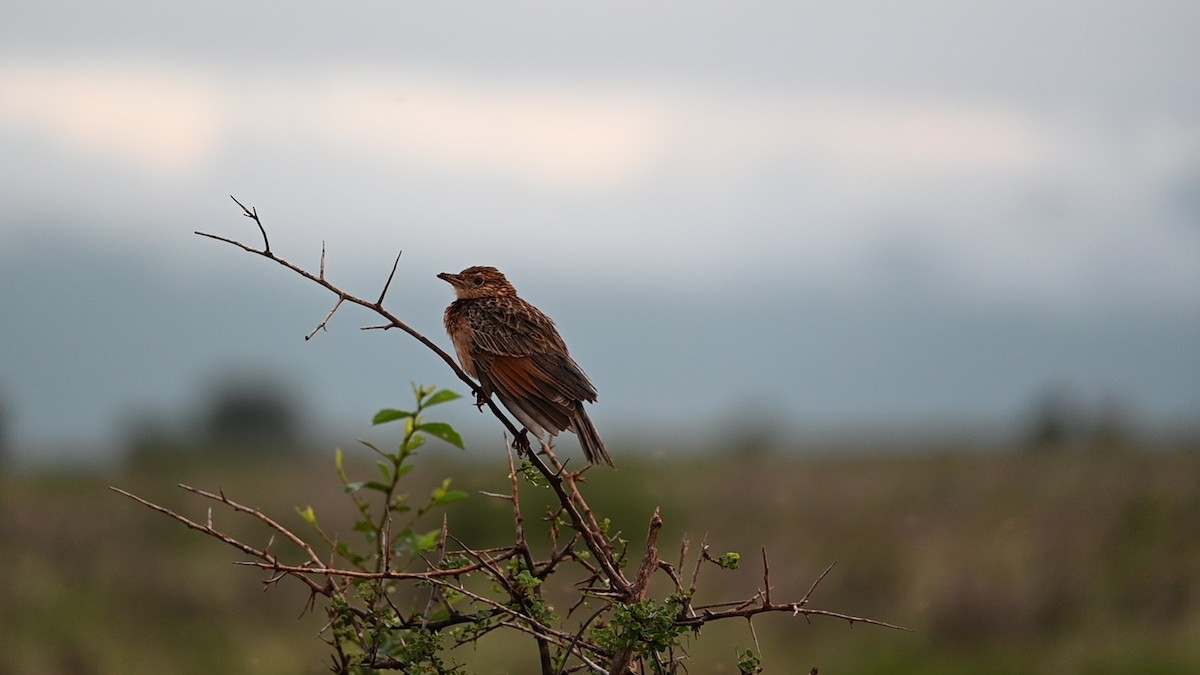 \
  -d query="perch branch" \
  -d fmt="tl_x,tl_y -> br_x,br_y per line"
196,211 -> 522,442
